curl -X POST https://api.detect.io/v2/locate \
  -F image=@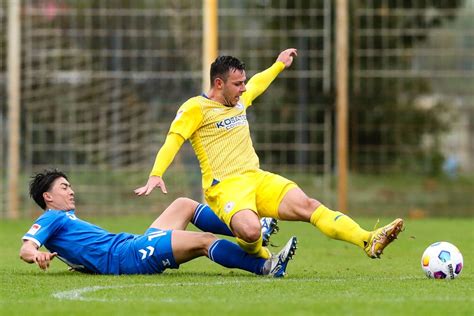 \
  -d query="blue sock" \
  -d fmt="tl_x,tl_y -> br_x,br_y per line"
208,239 -> 266,275
192,204 -> 233,236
